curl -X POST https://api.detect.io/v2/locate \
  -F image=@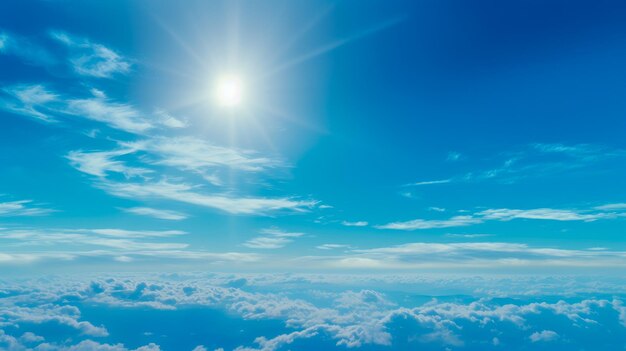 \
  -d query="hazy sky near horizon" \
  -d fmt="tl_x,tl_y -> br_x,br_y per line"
2,0 -> 626,274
